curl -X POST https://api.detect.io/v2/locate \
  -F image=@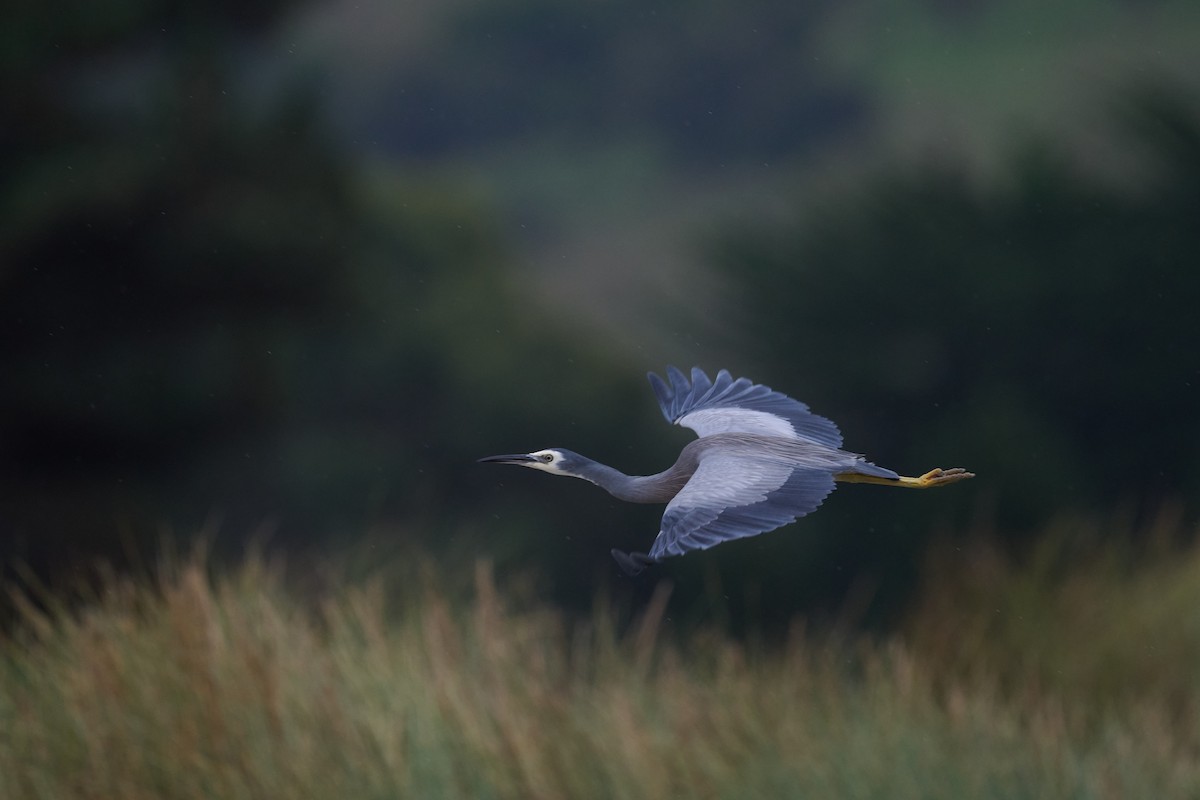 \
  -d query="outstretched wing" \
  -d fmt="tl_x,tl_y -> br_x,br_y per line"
648,451 -> 836,560
648,366 -> 843,447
